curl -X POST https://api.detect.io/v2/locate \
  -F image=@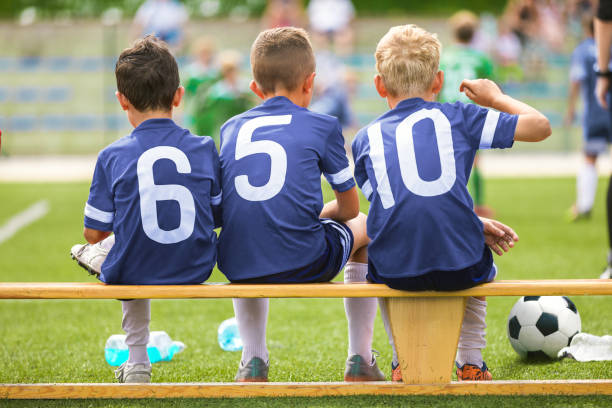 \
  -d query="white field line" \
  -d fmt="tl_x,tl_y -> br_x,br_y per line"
0,200 -> 50,245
